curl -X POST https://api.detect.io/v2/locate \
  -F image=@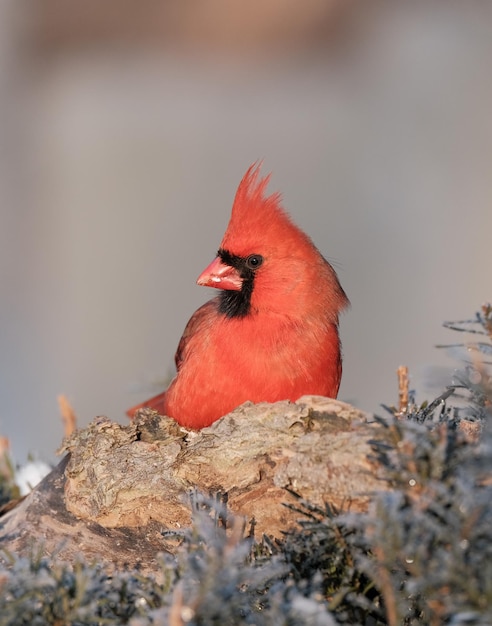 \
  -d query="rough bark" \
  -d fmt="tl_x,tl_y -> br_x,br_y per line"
0,396 -> 383,574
